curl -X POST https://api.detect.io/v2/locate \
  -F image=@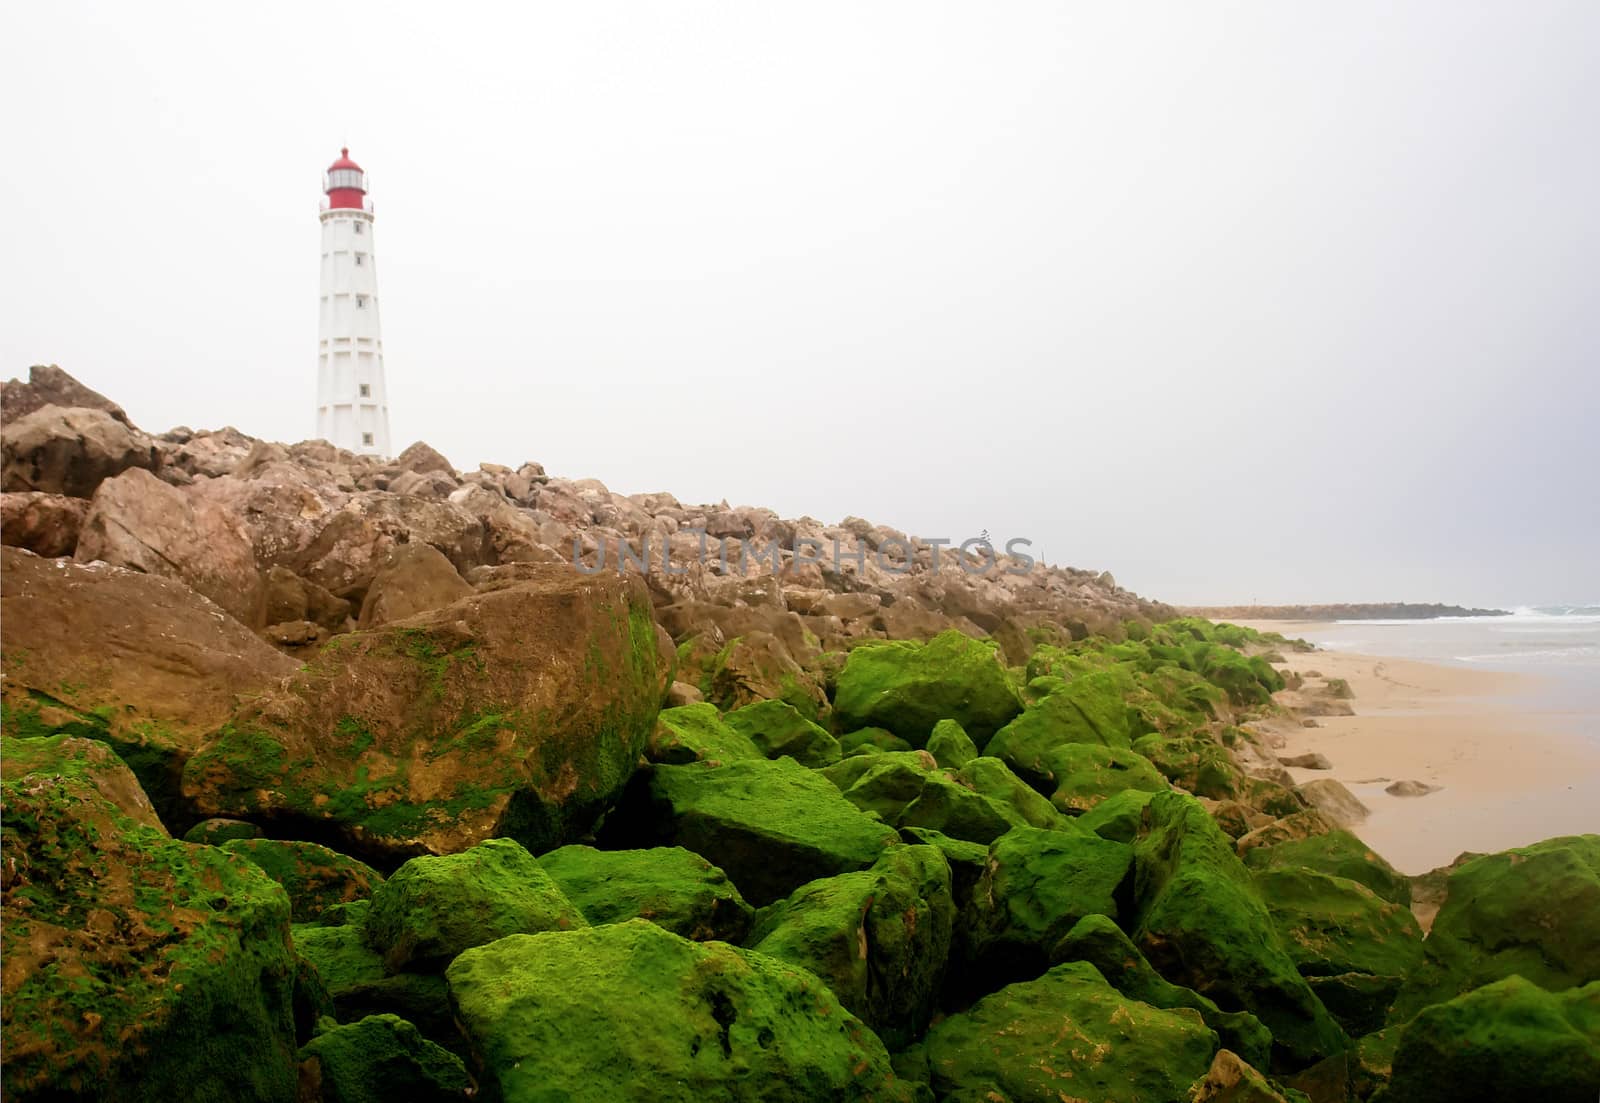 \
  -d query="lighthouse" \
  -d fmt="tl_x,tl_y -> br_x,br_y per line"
316,148 -> 392,458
